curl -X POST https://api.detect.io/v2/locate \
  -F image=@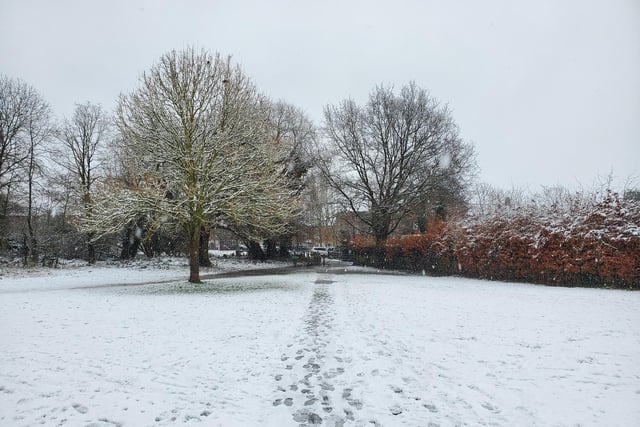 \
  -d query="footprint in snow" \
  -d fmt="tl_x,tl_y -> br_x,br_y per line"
293,409 -> 323,424
481,401 -> 500,413
72,403 -> 88,414
390,405 -> 403,415
423,403 -> 438,413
